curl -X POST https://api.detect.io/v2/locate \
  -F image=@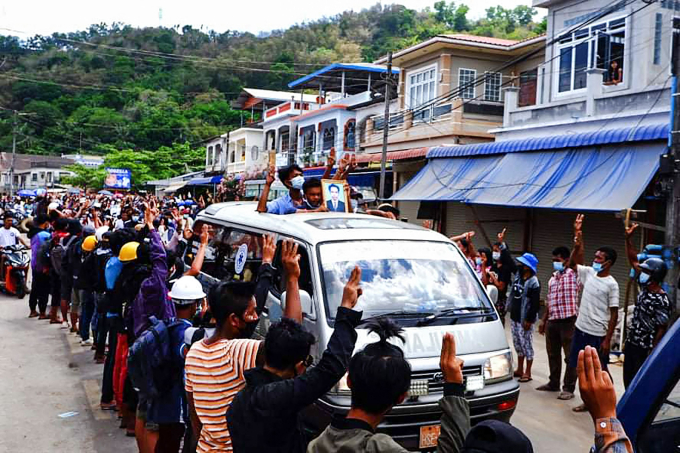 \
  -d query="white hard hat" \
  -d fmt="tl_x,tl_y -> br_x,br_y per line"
168,276 -> 206,304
